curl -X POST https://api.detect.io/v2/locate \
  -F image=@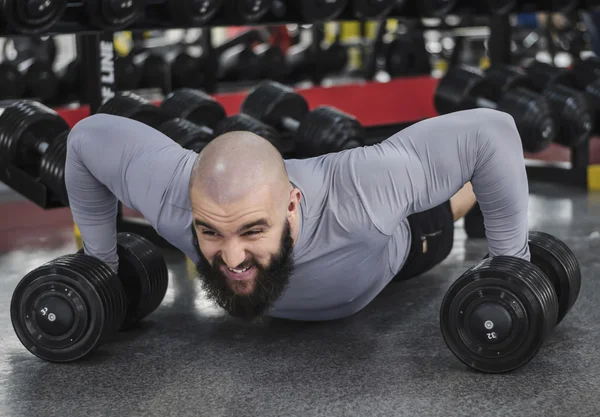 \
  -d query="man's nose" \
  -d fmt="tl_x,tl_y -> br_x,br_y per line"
221,243 -> 247,268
